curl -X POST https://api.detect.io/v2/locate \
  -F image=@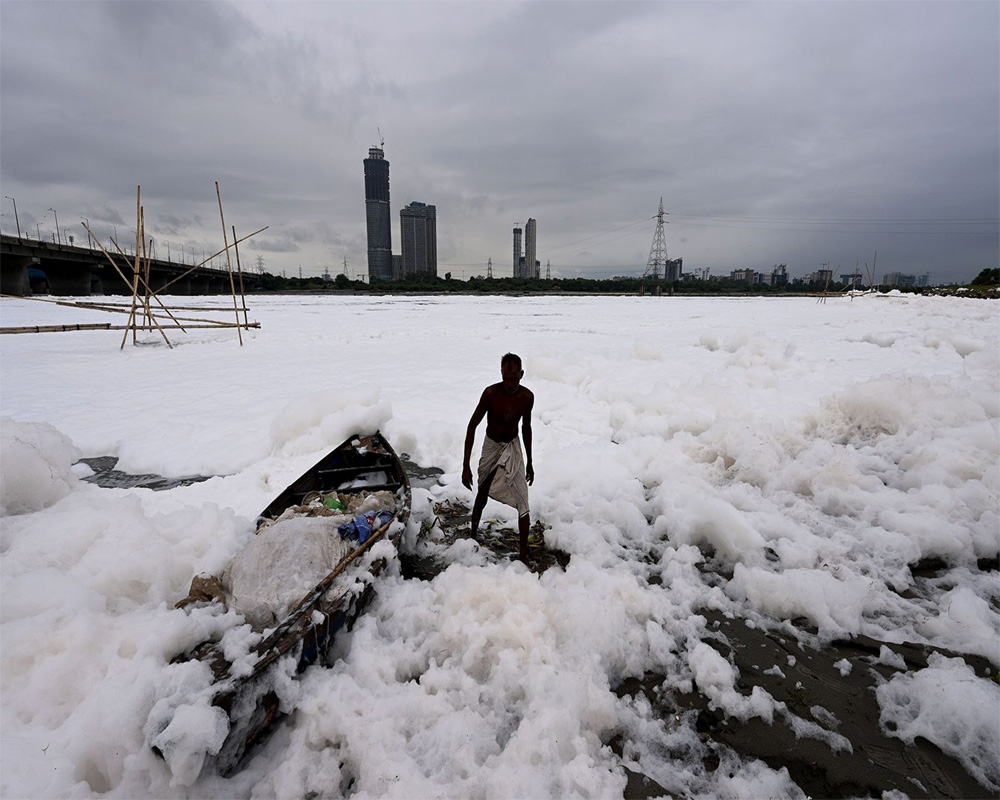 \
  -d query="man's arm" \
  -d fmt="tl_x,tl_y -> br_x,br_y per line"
522,392 -> 534,485
462,388 -> 491,489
